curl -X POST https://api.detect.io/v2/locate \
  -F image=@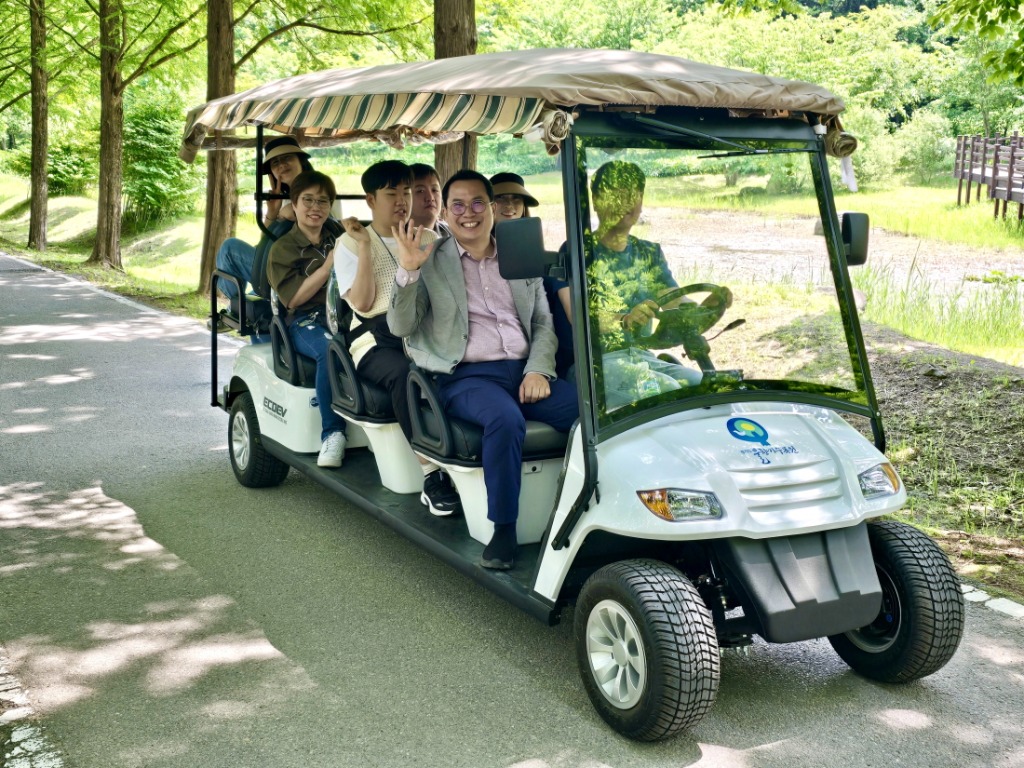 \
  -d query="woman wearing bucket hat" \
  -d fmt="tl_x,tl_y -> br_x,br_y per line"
489,172 -> 540,223
211,136 -> 314,338
260,136 -> 313,224
489,172 -> 572,380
